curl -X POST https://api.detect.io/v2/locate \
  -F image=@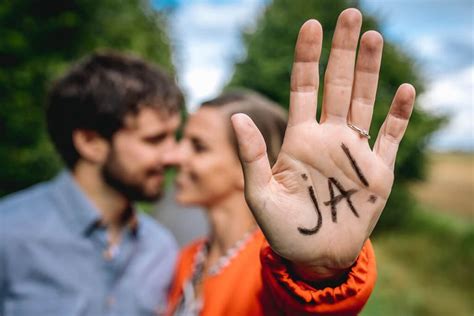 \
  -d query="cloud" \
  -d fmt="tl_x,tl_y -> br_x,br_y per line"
419,65 -> 474,151
409,32 -> 474,76
167,0 -> 266,110
181,67 -> 224,111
